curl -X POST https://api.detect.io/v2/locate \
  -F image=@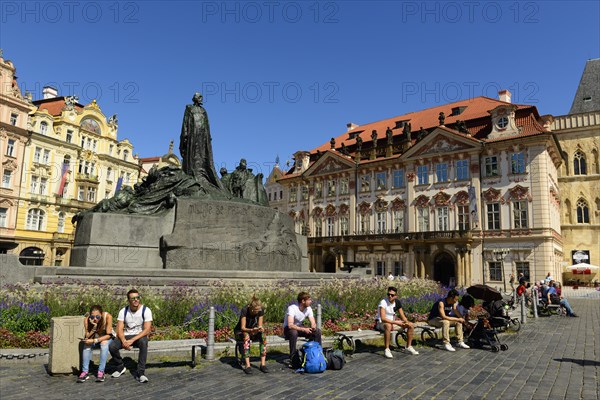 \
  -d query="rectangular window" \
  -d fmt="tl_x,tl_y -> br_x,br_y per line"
301,185 -> 308,200
456,159 -> 469,180
511,152 -> 526,174
93,140 -> 97,151
375,172 -> 387,190
10,113 -> 18,126
487,203 -> 501,230
326,217 -> 335,237
361,174 -> 371,192
457,205 -> 470,231
2,171 -> 11,188
485,156 -> 499,176
0,208 -> 7,228
66,130 -> 73,143
87,187 -> 96,202
6,139 -> 15,157
327,179 -> 336,197
376,211 -> 386,233
393,261 -> 402,276
437,206 -> 449,231
340,216 -> 349,235
39,178 -> 47,195
62,182 -> 69,198
340,178 -> 349,195
513,200 -> 528,229
34,147 -> 41,163
393,210 -> 404,233
109,144 -> 114,154
315,182 -> 323,199
515,262 -> 530,281
30,176 -> 38,194
376,261 -> 385,276
314,217 -> 322,237
289,187 -> 297,203
43,149 -> 50,164
417,208 -> 429,232
436,163 -> 448,182
105,190 -> 111,199
86,138 -> 91,149
78,186 -> 85,201
57,214 -> 65,233
488,261 -> 502,281
392,169 -> 404,188
81,136 -> 85,148
360,214 -> 369,233
417,165 -> 429,185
